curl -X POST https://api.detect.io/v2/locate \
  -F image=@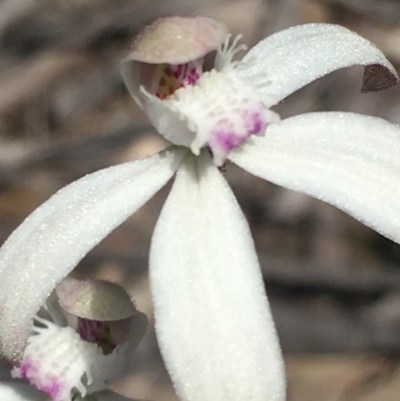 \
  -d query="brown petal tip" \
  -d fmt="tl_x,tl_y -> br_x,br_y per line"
361,64 -> 399,93
56,277 -> 137,321
128,16 -> 228,64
